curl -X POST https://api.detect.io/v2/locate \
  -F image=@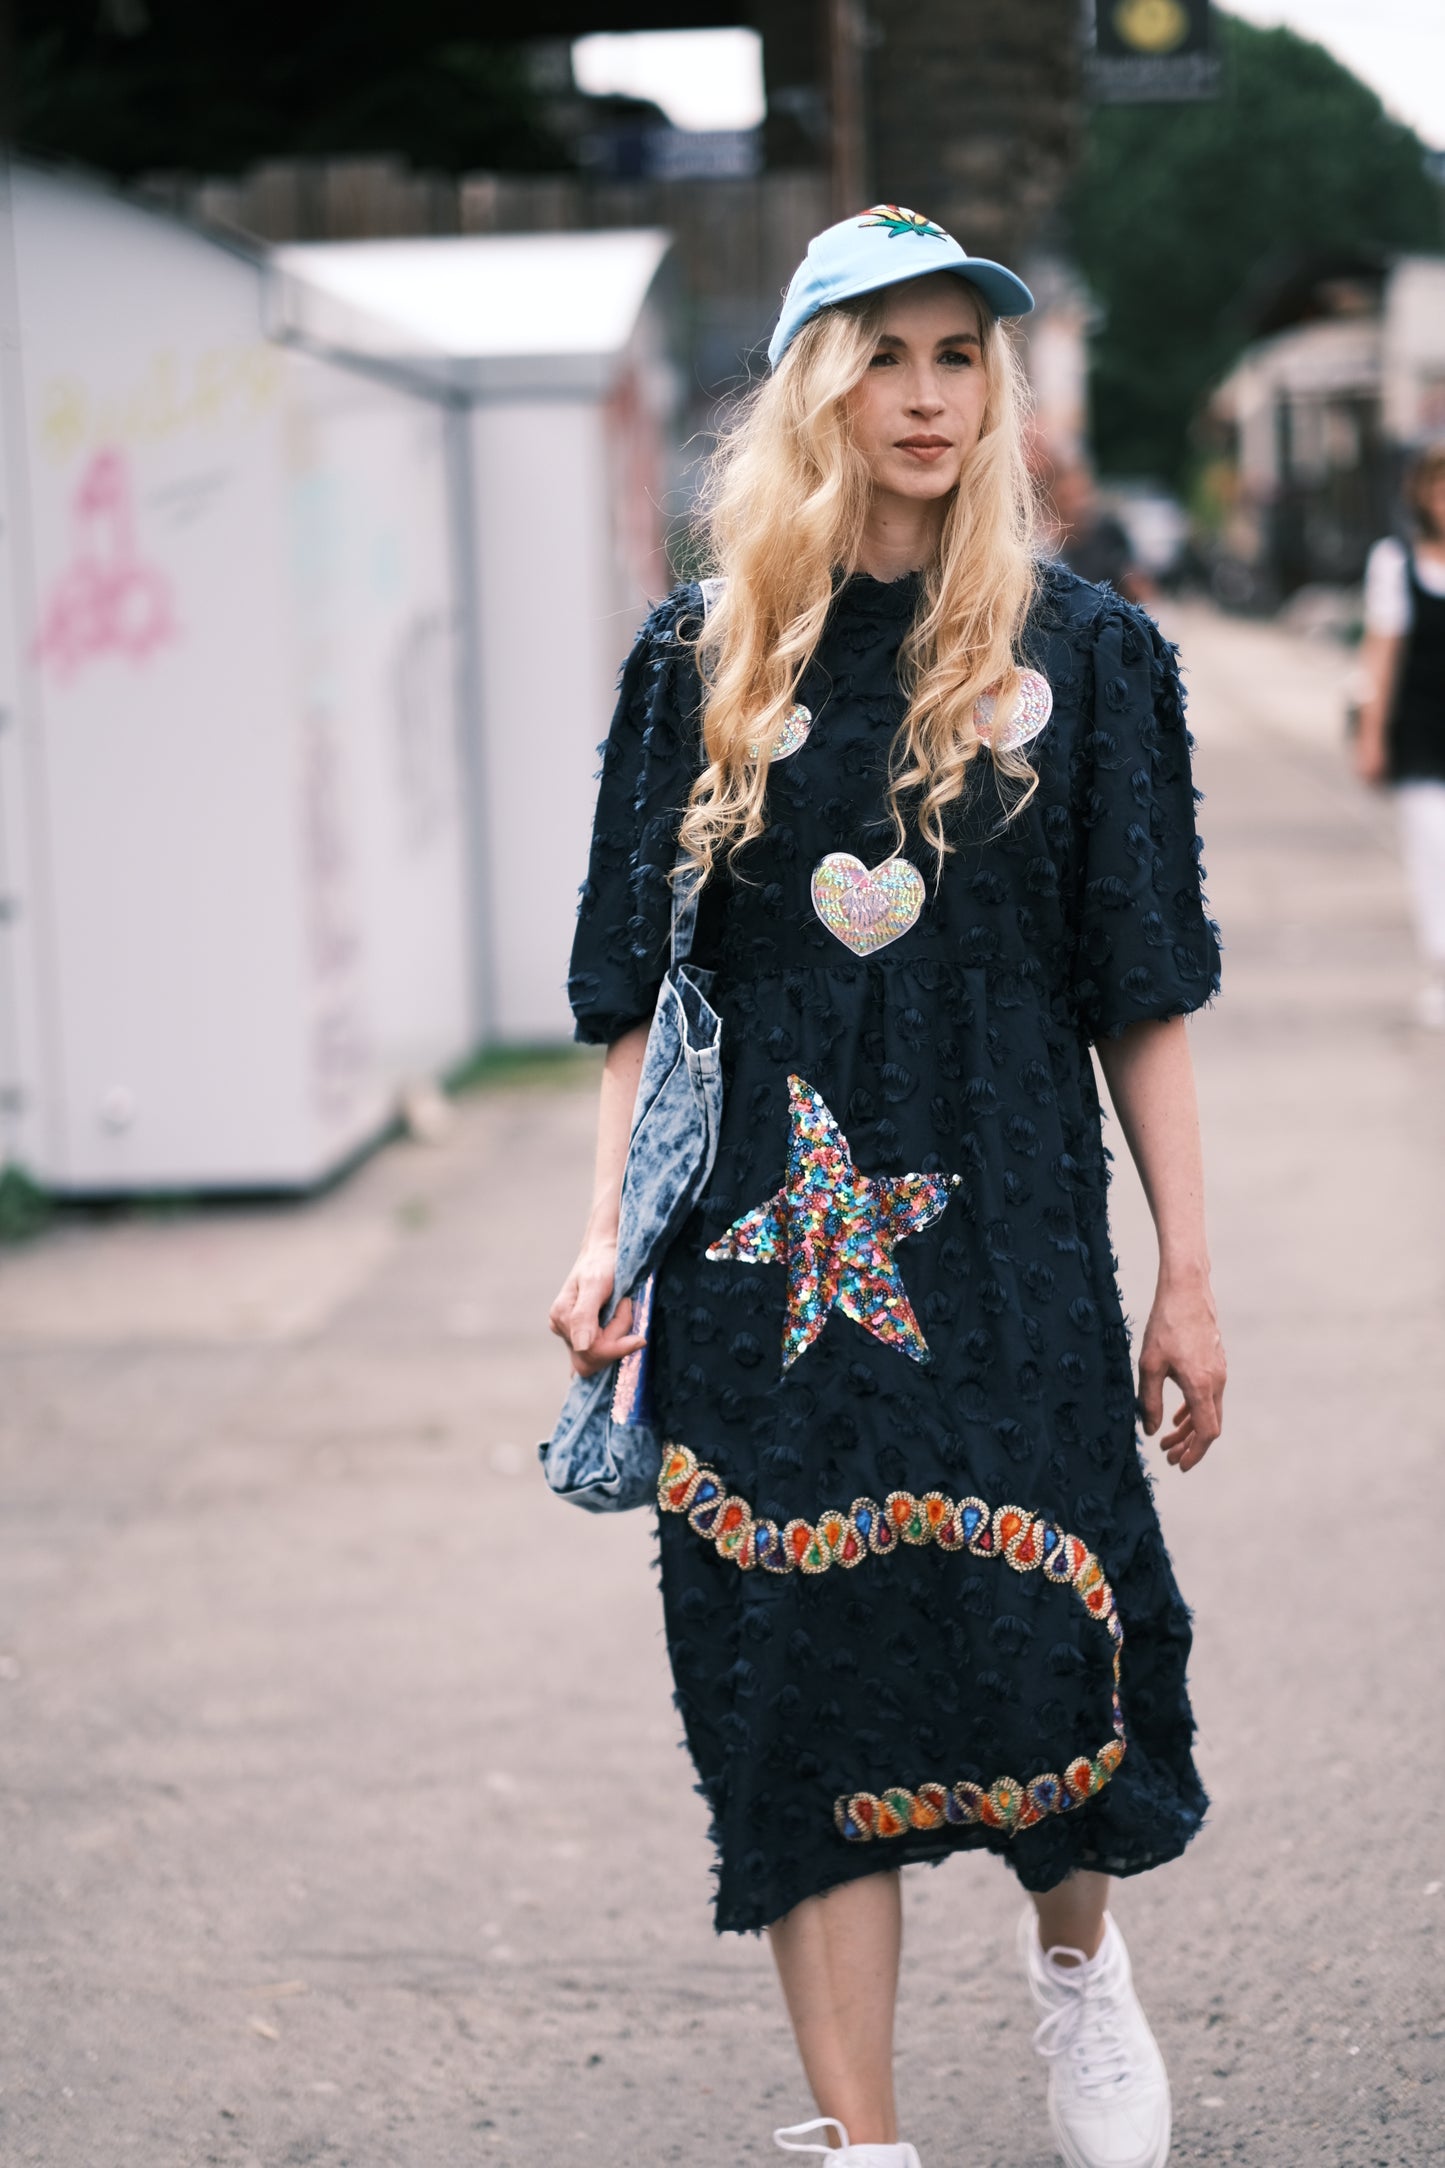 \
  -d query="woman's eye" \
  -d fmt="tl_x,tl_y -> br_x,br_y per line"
869,351 -> 897,367
941,349 -> 974,367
